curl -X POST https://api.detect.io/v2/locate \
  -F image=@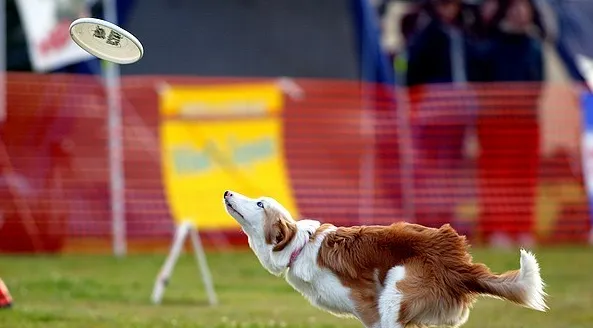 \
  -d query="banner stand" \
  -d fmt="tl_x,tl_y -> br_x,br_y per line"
150,221 -> 218,306
152,80 -> 304,304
